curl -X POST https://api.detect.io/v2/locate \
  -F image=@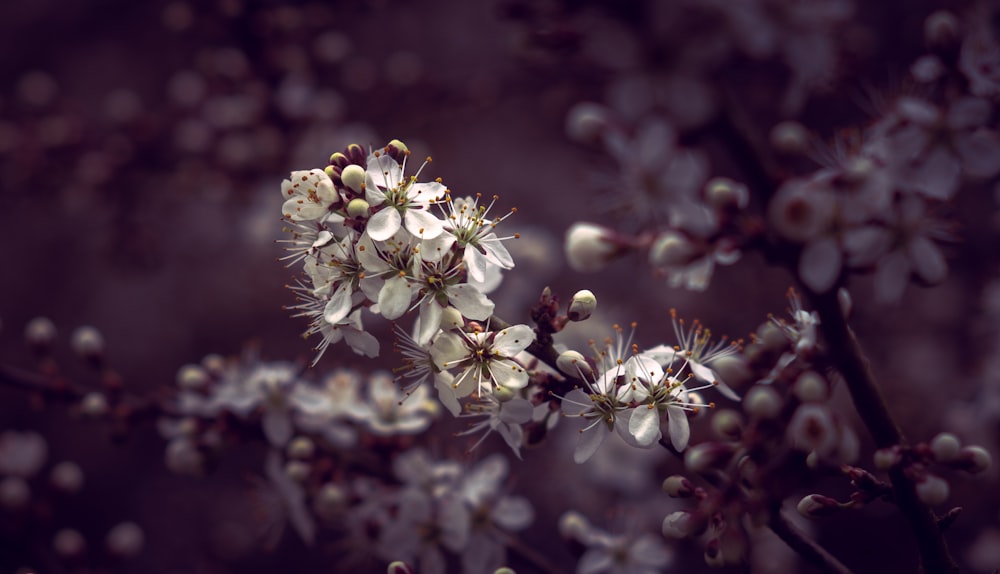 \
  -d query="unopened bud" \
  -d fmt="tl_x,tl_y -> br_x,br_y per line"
661,475 -> 694,497
930,433 -> 961,462
492,385 -> 515,402
165,438 -> 204,476
558,511 -> 591,542
661,510 -> 694,539
53,528 -> 86,557
873,447 -> 902,470
711,355 -> 753,392
340,164 -> 366,192
565,223 -> 620,272
387,561 -> 415,574
70,326 -> 104,359
81,392 -> 109,417
565,102 -> 612,143
768,183 -> 834,243
685,442 -> 732,473
494,568 -> 516,574
556,350 -> 593,379
793,371 -> 828,403
346,198 -> 369,218
177,364 -> 210,390
916,474 -> 950,506
704,177 -> 749,210
285,460 -> 311,482
287,436 -> 315,460
387,139 -> 409,156
50,461 -> 84,493
315,482 -> 347,520
439,306 -> 464,330
25,317 -> 57,349
957,446 -> 991,474
744,386 -> 782,419
106,522 -> 144,558
0,477 -> 29,510
787,404 -> 836,454
770,121 -> 809,154
924,11 -> 959,46
711,409 -> 744,440
797,494 -> 840,518
329,152 -> 348,167
649,231 -> 696,268
567,290 -> 597,321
